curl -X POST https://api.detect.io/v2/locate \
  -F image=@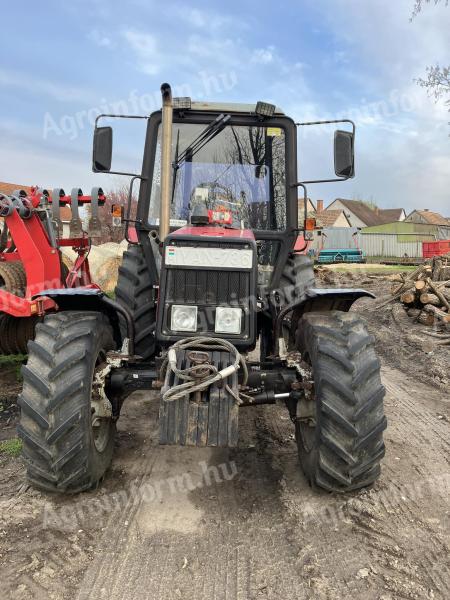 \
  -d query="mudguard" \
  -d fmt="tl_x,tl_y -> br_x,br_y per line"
33,288 -> 134,352
277,287 -> 376,347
